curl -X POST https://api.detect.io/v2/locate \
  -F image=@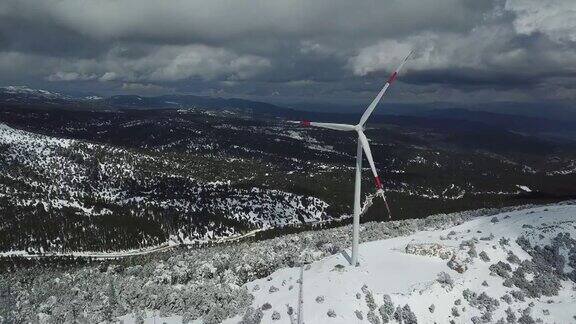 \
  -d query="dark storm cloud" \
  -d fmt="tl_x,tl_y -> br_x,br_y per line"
0,15 -> 108,58
406,68 -> 545,89
0,0 -> 575,104
0,0 -> 489,46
